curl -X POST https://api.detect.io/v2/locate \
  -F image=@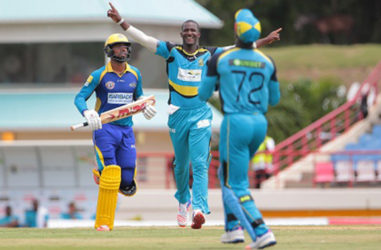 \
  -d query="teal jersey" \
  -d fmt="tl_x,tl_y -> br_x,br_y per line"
155,41 -> 222,108
0,215 -> 18,226
60,212 -> 83,220
200,47 -> 280,114
74,62 -> 143,127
